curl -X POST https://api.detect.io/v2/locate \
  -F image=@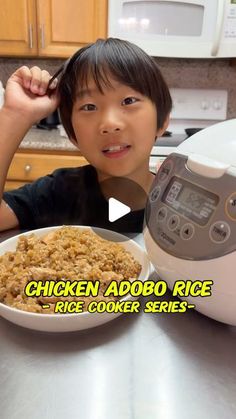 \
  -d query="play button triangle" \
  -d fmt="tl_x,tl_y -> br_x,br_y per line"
108,197 -> 131,222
